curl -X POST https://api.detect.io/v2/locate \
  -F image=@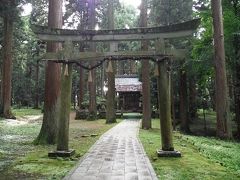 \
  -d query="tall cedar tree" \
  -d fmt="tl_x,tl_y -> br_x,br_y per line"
179,67 -> 190,132
140,0 -> 152,129
0,0 -> 16,119
35,0 -> 63,144
211,0 -> 232,138
106,0 -> 117,123
88,0 -> 97,119
234,33 -> 240,138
